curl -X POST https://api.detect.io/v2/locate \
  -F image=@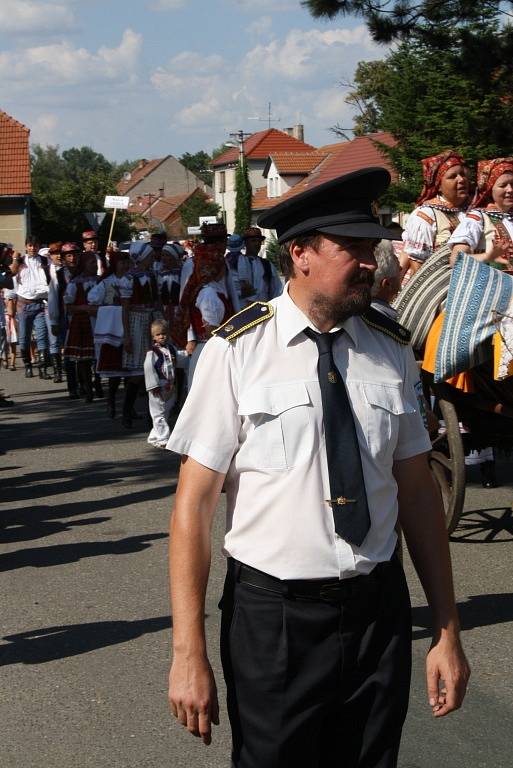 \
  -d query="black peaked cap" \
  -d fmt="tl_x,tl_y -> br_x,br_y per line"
257,167 -> 393,243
